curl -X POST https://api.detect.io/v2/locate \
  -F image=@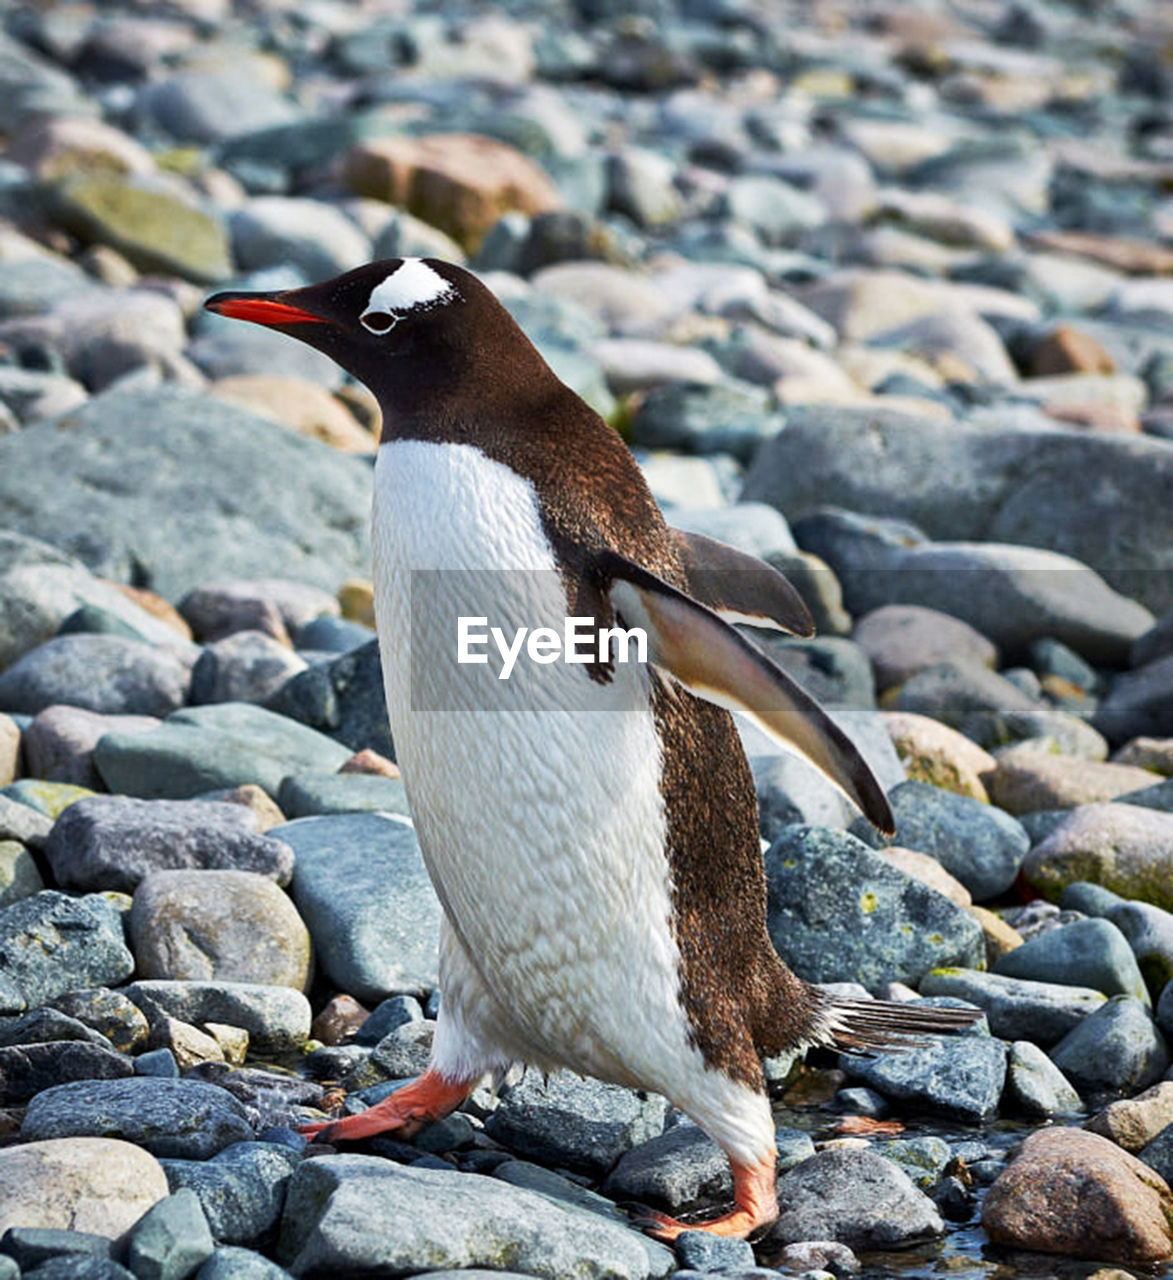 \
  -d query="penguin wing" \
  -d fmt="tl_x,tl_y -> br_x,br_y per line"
596,549 -> 894,834
668,528 -> 815,637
